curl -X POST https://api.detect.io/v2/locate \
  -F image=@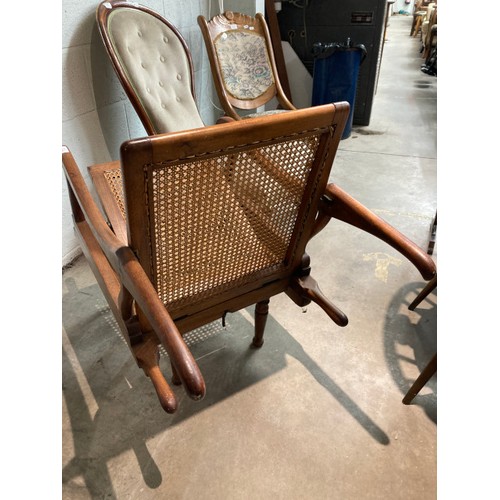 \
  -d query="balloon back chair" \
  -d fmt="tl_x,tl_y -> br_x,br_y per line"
96,0 -> 205,135
198,10 -> 296,121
